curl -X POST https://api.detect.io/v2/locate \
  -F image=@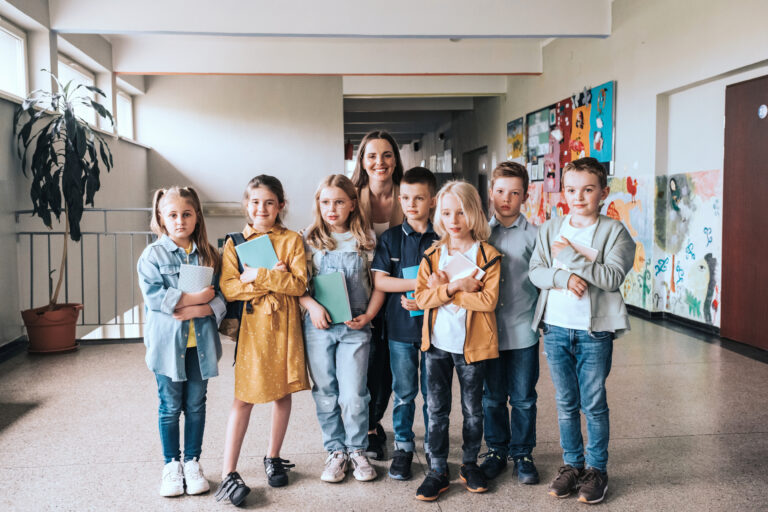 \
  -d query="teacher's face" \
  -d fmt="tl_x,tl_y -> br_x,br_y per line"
362,138 -> 396,185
